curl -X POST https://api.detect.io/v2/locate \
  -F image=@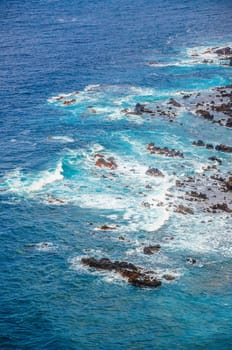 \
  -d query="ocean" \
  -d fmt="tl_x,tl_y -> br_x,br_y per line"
0,0 -> 232,349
